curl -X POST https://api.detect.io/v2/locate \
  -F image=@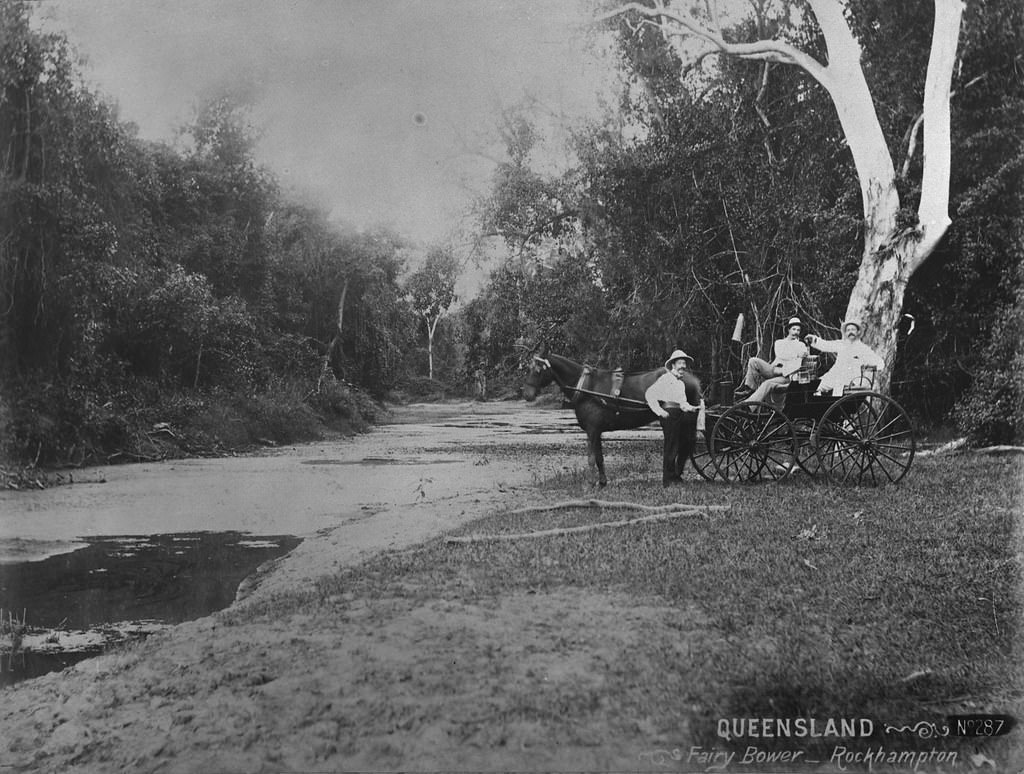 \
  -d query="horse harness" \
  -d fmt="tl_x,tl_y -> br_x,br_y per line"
534,357 -> 650,416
